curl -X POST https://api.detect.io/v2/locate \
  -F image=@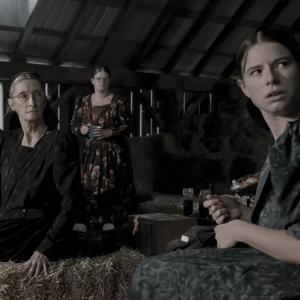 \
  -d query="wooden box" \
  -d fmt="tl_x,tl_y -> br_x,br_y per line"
129,213 -> 197,256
